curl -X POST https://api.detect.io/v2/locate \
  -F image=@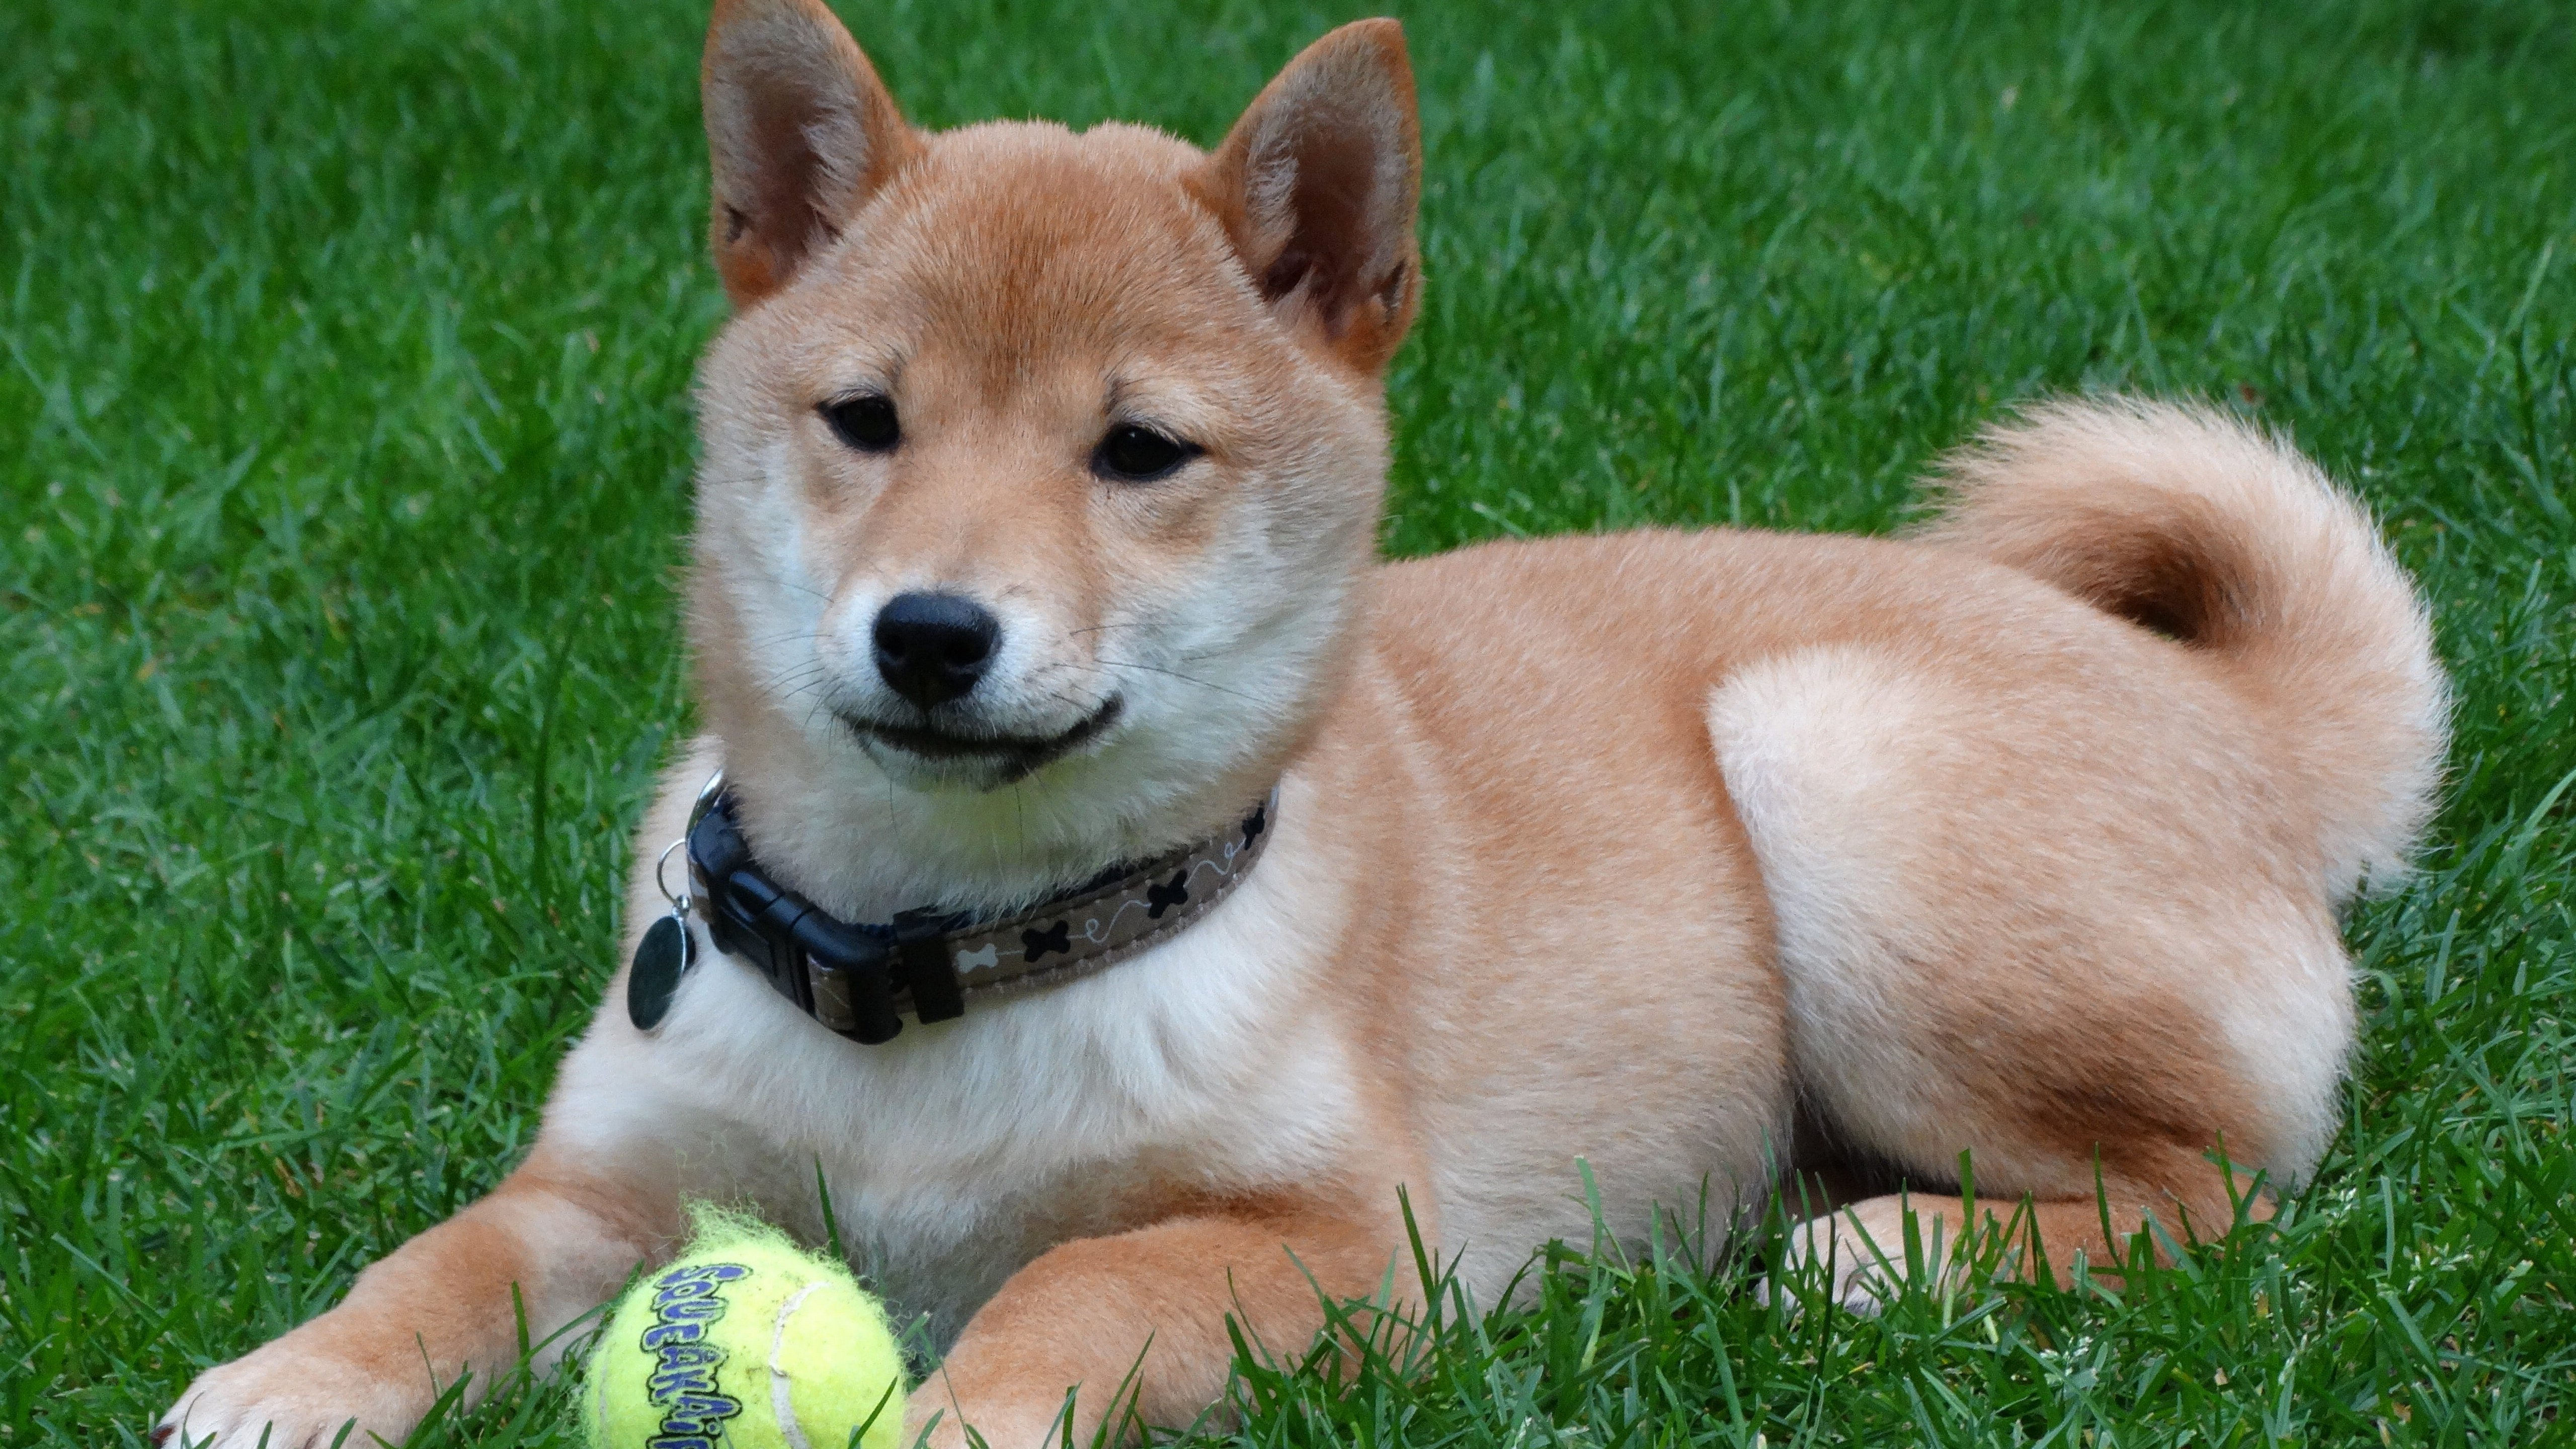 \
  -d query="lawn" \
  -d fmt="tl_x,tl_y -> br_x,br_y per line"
5,0 -> 2573,1444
